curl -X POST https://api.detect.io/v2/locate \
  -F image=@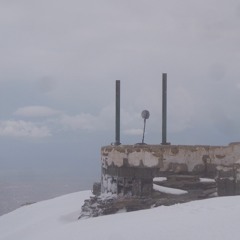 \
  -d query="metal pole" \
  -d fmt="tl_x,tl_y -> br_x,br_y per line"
162,73 -> 167,145
115,80 -> 121,145
142,119 -> 146,144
